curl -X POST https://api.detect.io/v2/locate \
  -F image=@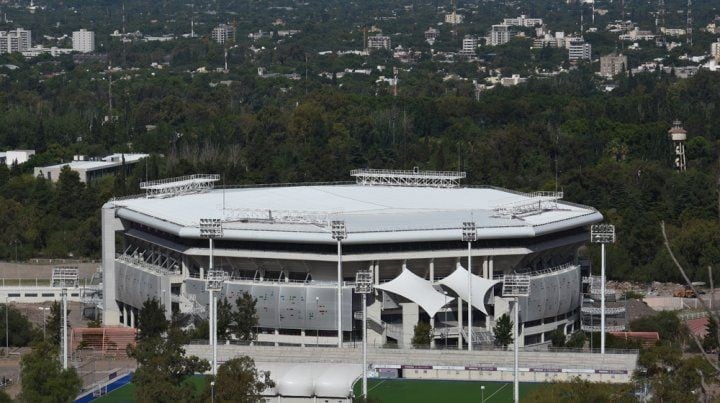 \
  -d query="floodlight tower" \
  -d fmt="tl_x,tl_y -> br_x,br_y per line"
591,224 -> 615,355
200,218 -> 223,373
668,120 -> 687,172
331,220 -> 347,348
462,221 -> 477,351
354,270 -> 374,400
206,269 -> 226,375
52,266 -> 78,370
502,274 -> 530,403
